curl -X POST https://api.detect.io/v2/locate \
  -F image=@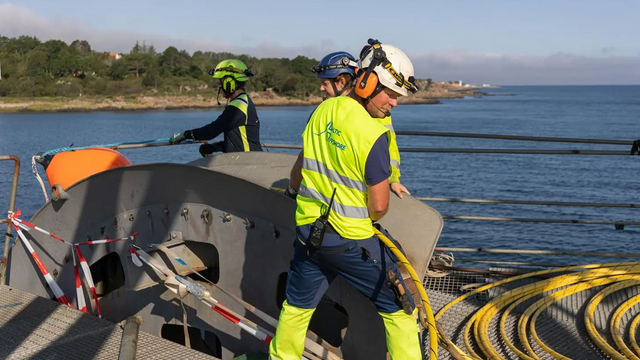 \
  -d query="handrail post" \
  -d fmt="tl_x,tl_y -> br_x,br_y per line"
0,155 -> 20,285
118,315 -> 144,360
